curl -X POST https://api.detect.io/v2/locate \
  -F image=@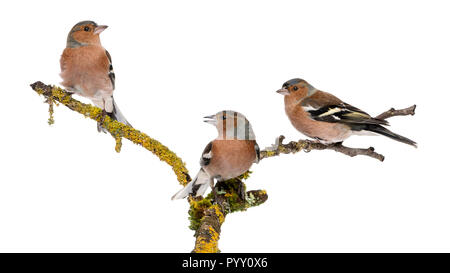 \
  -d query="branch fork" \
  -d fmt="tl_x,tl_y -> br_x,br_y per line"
30,81 -> 415,253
